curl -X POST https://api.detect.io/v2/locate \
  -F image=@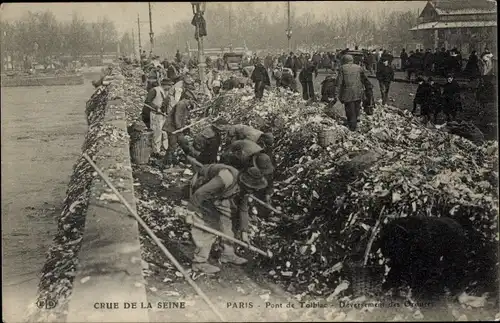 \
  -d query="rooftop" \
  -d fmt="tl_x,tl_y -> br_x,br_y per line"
430,0 -> 497,15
